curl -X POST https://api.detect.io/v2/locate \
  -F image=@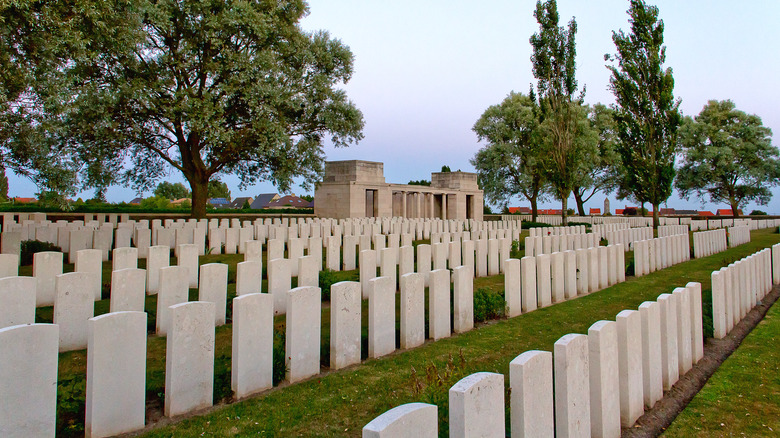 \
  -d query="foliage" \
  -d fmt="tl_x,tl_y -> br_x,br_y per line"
410,350 -> 467,437
208,180 -> 232,202
510,239 -> 524,258
2,0 -> 364,218
57,374 -> 86,436
407,179 -> 431,186
440,165 -> 451,172
272,330 -> 287,386
139,195 -> 171,210
750,210 -> 768,216
473,288 -> 506,322
35,190 -> 71,211
241,199 -> 251,209
154,181 -> 191,200
471,91 -> 549,221
318,269 -> 339,301
0,164 -> 7,201
483,205 -> 493,215
675,100 -> 780,217
521,221 -> 553,229
572,104 -> 620,215
530,0 -> 587,225
20,239 -> 62,266
299,194 -> 314,202
605,0 -> 682,227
